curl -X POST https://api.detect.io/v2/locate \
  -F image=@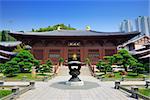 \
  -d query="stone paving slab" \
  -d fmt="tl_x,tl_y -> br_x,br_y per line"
17,76 -> 136,100
3,82 -> 29,86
